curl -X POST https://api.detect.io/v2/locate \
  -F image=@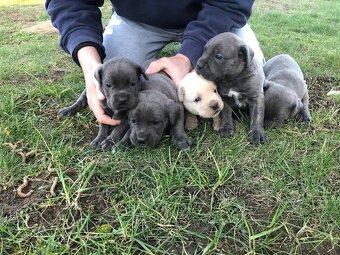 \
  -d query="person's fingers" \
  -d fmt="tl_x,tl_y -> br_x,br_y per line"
93,108 -> 121,126
145,58 -> 166,75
